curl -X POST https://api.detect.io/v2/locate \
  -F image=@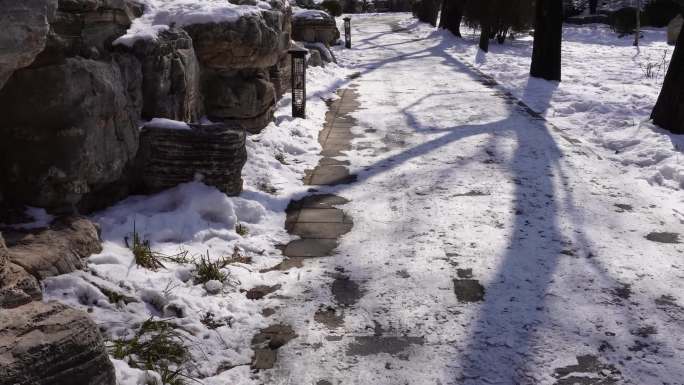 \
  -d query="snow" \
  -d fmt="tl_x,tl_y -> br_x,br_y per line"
114,0 -> 288,47
42,62 -> 348,384
293,8 -> 332,20
38,10 -> 684,385
142,118 -> 191,130
426,22 -> 684,191
0,207 -> 55,229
